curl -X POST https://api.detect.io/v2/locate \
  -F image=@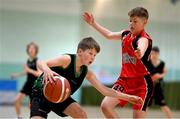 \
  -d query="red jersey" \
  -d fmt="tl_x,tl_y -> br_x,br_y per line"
120,30 -> 152,78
